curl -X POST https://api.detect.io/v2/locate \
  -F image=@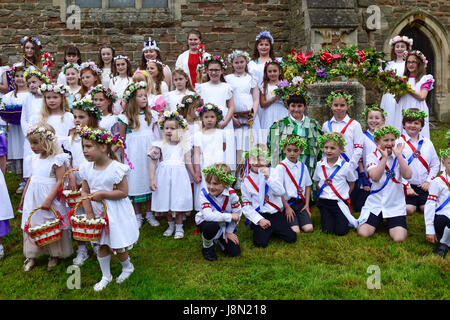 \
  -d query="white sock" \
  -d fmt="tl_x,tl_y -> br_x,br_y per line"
167,221 -> 175,229
120,257 -> 133,271
202,234 -> 214,249
97,255 -> 112,279
77,244 -> 87,253
146,212 -> 154,219
176,224 -> 183,231
136,213 -> 143,219
440,226 -> 450,246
